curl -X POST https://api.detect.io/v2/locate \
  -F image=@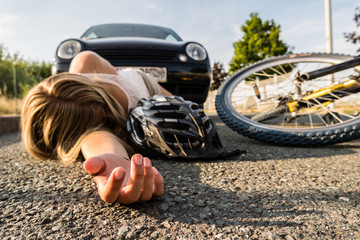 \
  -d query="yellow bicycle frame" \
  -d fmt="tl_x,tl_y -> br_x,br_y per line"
287,79 -> 359,112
